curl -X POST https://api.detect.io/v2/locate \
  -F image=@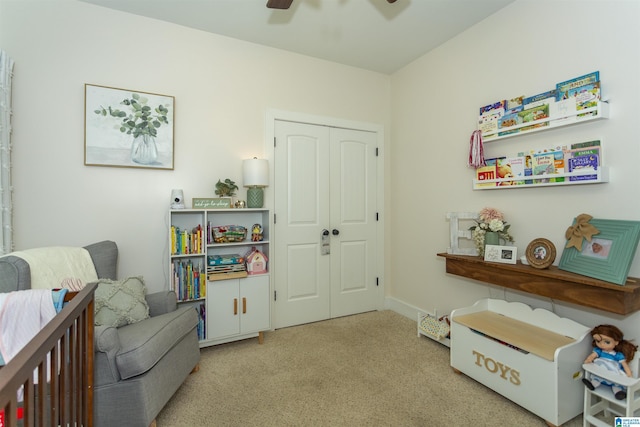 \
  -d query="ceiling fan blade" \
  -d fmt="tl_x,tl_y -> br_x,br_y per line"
267,0 -> 293,9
